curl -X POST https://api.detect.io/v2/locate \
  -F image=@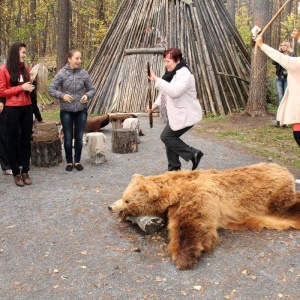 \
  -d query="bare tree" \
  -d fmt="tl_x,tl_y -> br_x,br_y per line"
246,0 -> 273,116
57,0 -> 70,71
